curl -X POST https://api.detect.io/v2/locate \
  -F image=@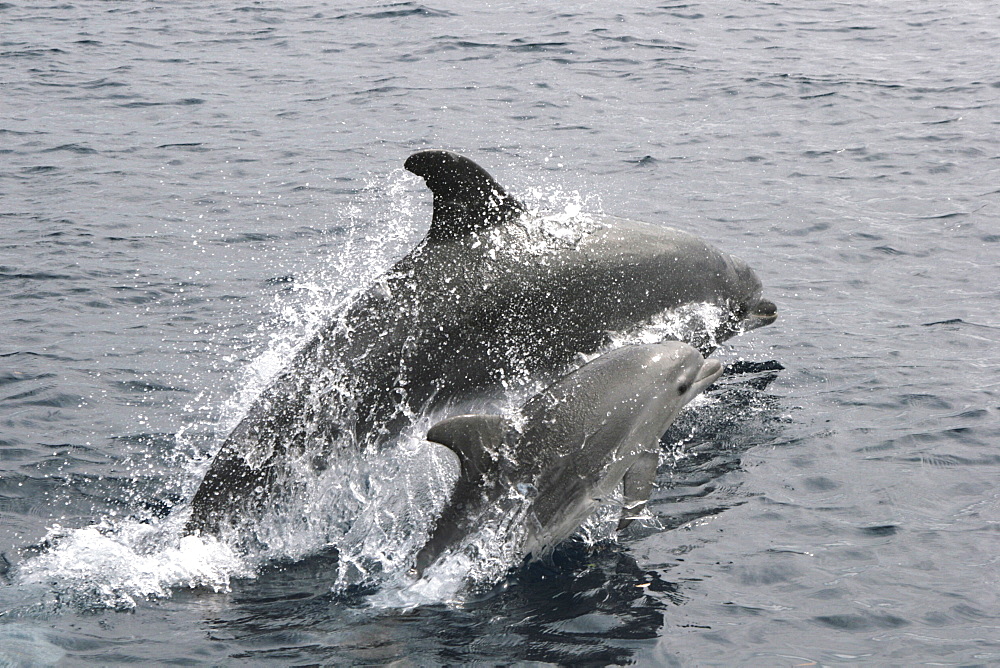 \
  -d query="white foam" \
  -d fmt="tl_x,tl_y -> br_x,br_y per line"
16,519 -> 252,610
609,301 -> 729,350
